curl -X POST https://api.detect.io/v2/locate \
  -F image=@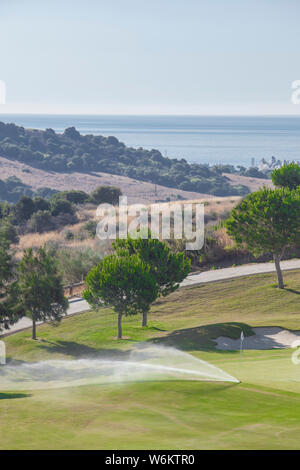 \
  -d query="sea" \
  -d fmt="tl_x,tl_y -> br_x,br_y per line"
0,114 -> 299,168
